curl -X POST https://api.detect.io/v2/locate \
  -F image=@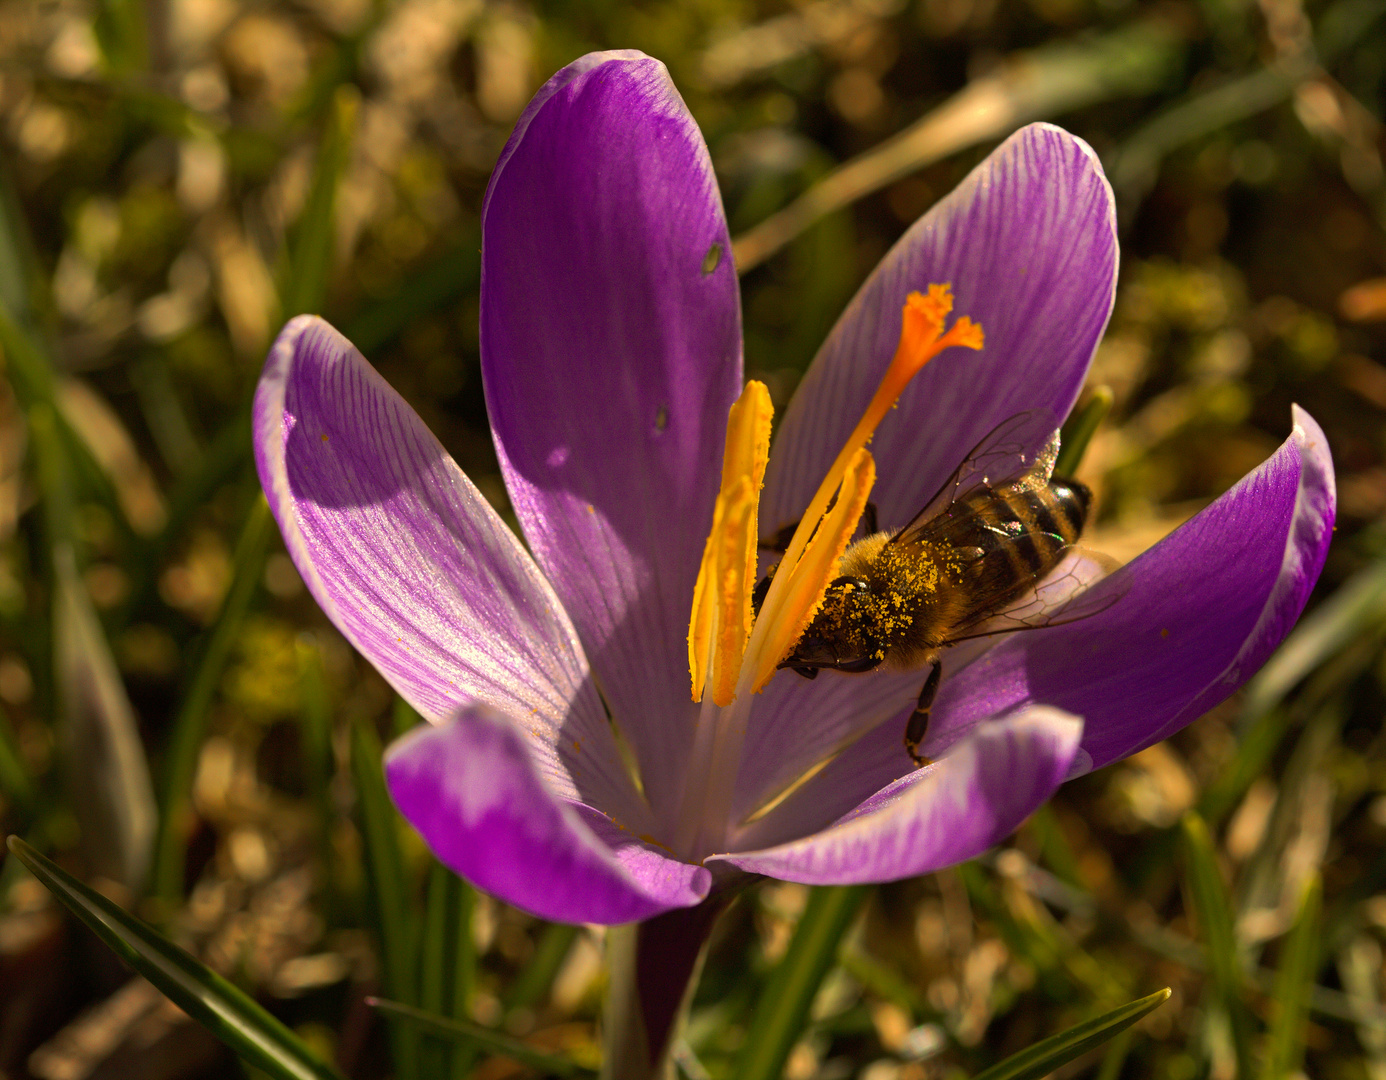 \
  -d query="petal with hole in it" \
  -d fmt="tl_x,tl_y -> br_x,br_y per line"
480,52 -> 742,826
